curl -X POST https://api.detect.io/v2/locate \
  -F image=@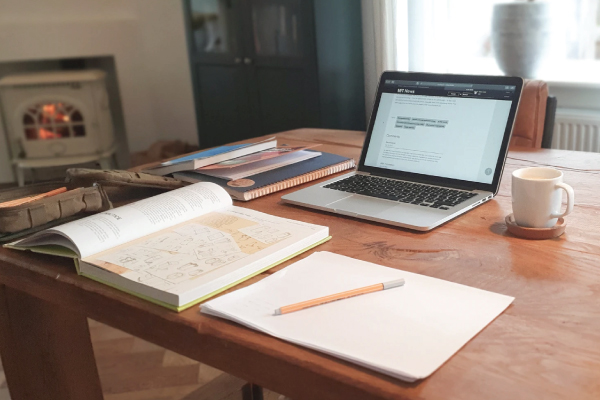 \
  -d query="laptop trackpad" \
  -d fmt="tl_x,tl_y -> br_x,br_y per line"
330,196 -> 397,216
